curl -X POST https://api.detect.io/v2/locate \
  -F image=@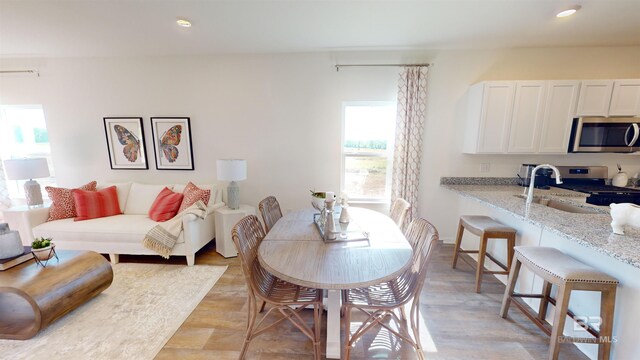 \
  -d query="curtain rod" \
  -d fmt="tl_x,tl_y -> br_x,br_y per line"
335,63 -> 431,72
0,70 -> 40,77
